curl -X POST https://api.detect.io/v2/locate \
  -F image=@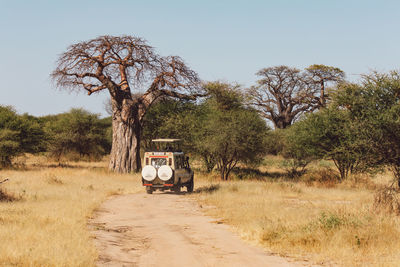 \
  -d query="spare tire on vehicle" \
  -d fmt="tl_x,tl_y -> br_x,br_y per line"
142,165 -> 157,181
158,165 -> 173,181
